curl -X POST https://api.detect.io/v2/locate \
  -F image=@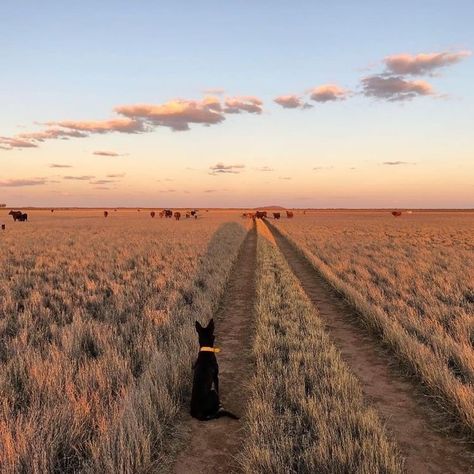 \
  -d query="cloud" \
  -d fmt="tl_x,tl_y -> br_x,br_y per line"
361,75 -> 434,101
274,94 -> 311,109
90,179 -> 116,185
384,51 -> 472,75
209,163 -> 245,175
223,96 -> 263,114
50,163 -> 73,168
0,136 -> 39,150
0,178 -> 48,187
313,166 -> 334,171
63,175 -> 95,181
106,173 -> 125,178
255,166 -> 274,172
47,118 -> 144,134
204,189 -> 217,193
310,84 -> 348,102
382,161 -> 416,165
115,97 -> 224,131
18,128 -> 87,142
93,150 -> 126,157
